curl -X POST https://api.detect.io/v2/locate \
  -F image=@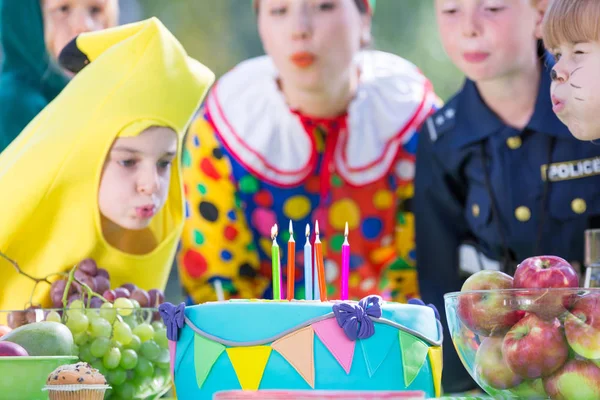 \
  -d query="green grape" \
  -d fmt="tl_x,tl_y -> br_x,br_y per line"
125,335 -> 141,352
90,337 -> 111,358
122,315 -> 138,329
114,298 -> 134,316
71,344 -> 80,356
79,344 -> 94,363
140,340 -> 160,362
66,313 -> 89,334
89,317 -> 112,338
156,348 -> 170,365
151,321 -> 165,331
112,320 -> 133,345
154,328 -> 168,349
103,347 -> 121,370
111,340 -> 123,351
116,382 -> 136,399
129,299 -> 141,309
45,311 -> 61,323
100,302 -> 117,324
119,349 -> 138,370
69,300 -> 85,309
73,332 -> 89,346
133,323 -> 154,343
134,356 -> 154,378
107,368 -> 127,386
